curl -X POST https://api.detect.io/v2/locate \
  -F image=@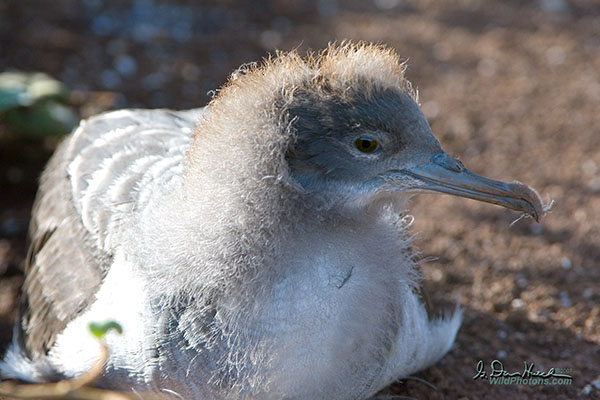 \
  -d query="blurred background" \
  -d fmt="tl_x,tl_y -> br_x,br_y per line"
1,0 -> 599,398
